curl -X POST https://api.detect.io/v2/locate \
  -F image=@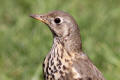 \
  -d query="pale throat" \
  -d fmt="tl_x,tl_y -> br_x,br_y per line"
51,37 -> 69,56
53,34 -> 82,55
